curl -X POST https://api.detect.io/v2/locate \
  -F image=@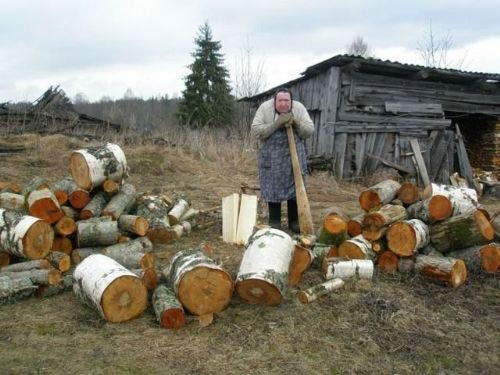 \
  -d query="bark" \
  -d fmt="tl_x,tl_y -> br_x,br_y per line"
130,268 -> 158,291
338,235 -> 375,260
490,214 -> 500,239
50,177 -> 77,206
21,176 -> 49,198
298,278 -> 345,304
316,206 -> 349,246
0,259 -> 50,272
26,188 -> 64,224
71,247 -> 103,264
363,204 -> 408,231
80,191 -> 108,220
102,239 -> 155,269
407,195 -> 452,223
101,183 -> 136,220
397,181 -> 420,205
386,219 -> 430,257
423,183 -> 478,217
448,243 -> 500,274
167,198 -> 190,226
179,207 -> 199,222
36,274 -> 73,298
152,284 -> 186,329
323,258 -> 374,280
77,219 -> 118,247
118,214 -> 149,236
347,213 -> 364,237
0,275 -> 36,304
0,192 -> 26,212
359,179 -> 401,211
46,251 -> 71,272
415,254 -> 467,288
73,254 -> 148,323
1,268 -> 61,285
